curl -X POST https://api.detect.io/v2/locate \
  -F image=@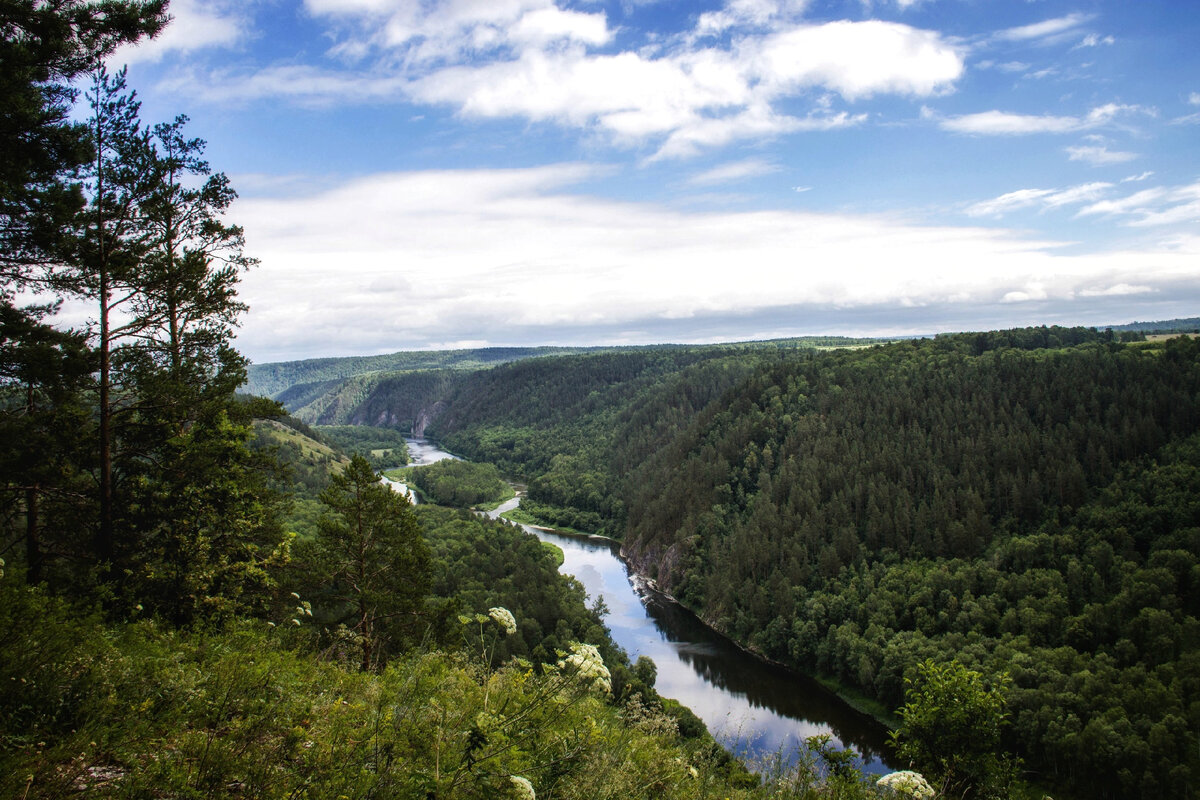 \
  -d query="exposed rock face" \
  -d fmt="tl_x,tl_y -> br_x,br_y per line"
621,536 -> 689,599
413,401 -> 447,437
